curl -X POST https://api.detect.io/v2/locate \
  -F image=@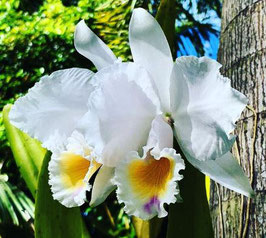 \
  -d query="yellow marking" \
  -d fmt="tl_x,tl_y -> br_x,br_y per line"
128,154 -> 174,199
205,176 -> 210,202
59,152 -> 100,189
86,160 -> 102,180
